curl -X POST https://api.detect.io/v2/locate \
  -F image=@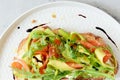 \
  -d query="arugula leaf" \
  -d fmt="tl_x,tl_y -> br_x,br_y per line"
42,66 -> 56,80
62,43 -> 77,61
12,68 -> 41,79
55,71 -> 71,80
